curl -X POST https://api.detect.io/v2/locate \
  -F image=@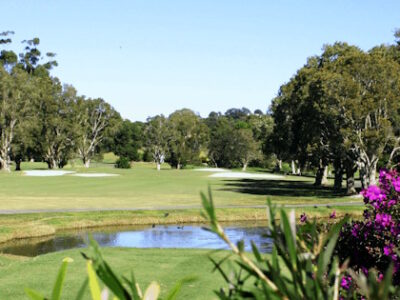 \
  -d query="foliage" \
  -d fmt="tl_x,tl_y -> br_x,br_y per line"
144,115 -> 169,170
115,157 -> 131,169
166,109 -> 208,169
76,97 -> 121,168
113,120 -> 143,162
207,115 -> 264,169
336,169 -> 400,289
270,39 -> 400,191
201,189 -> 400,299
